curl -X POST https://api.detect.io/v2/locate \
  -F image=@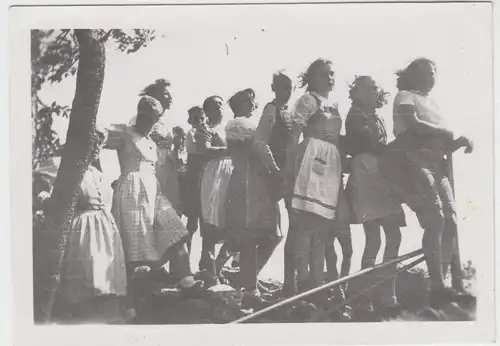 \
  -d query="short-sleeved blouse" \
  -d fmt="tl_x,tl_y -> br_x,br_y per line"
291,92 -> 342,145
393,90 -> 446,137
105,124 -> 157,175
